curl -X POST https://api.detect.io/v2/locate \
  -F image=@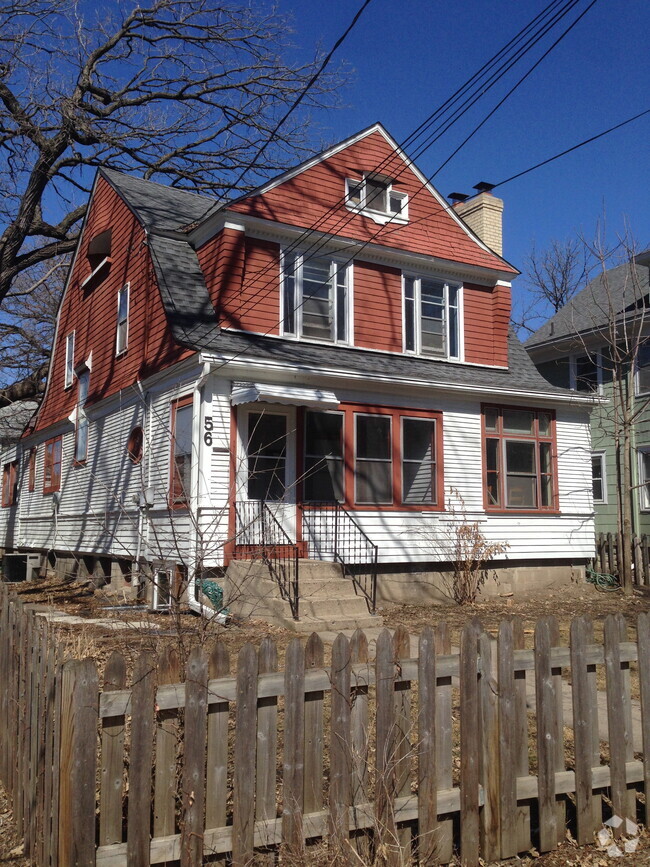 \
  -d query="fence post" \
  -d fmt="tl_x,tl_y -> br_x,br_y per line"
58,658 -> 99,867
460,619 -> 481,866
181,646 -> 209,867
329,632 -> 352,863
417,626 -> 437,866
232,643 -> 258,867
479,629 -> 500,861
